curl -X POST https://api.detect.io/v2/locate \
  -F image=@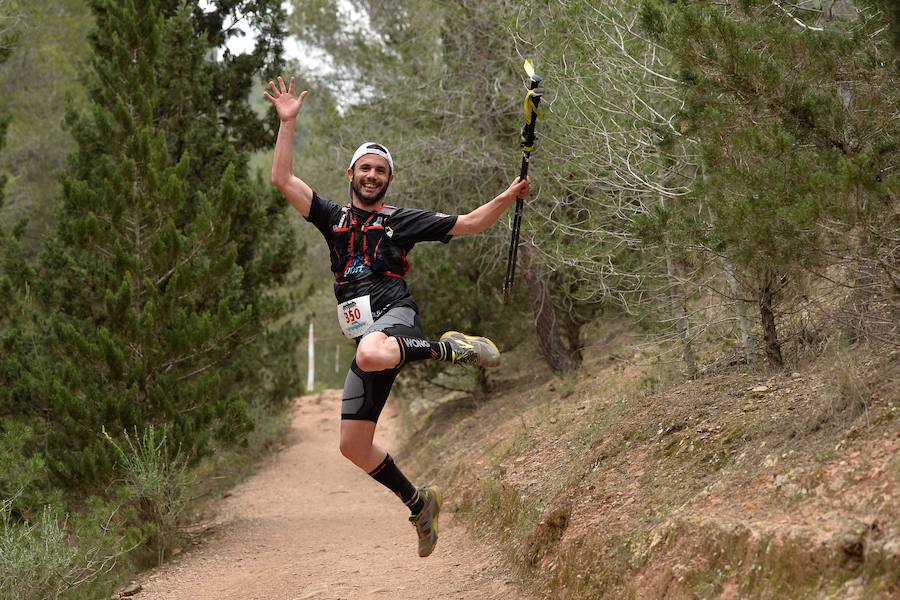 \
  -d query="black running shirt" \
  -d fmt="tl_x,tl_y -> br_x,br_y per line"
305,192 -> 458,313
